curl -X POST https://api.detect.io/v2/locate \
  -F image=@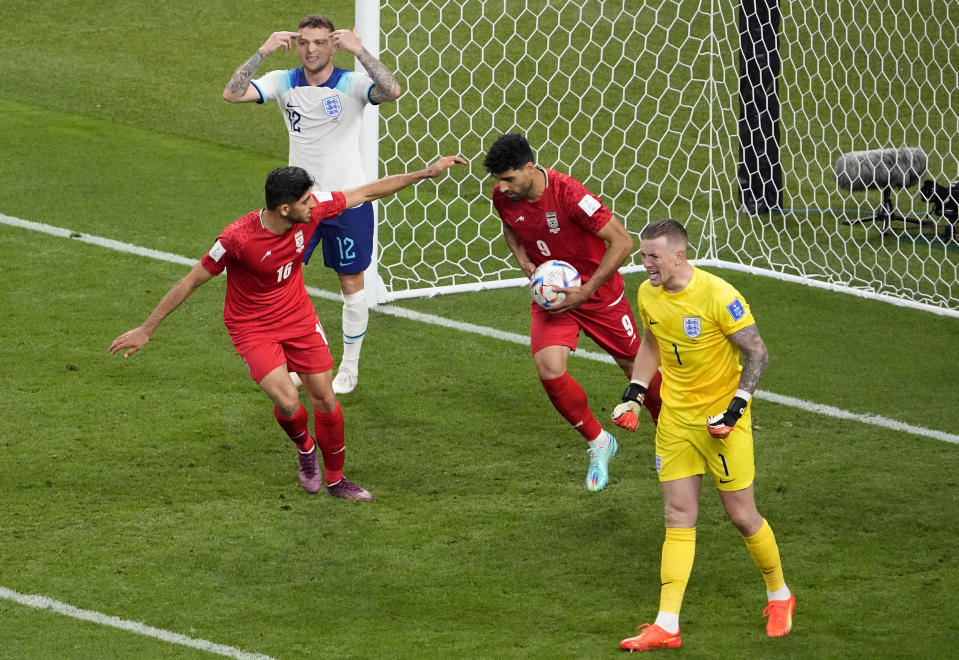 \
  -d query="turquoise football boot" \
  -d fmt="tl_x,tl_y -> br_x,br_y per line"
585,432 -> 618,491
